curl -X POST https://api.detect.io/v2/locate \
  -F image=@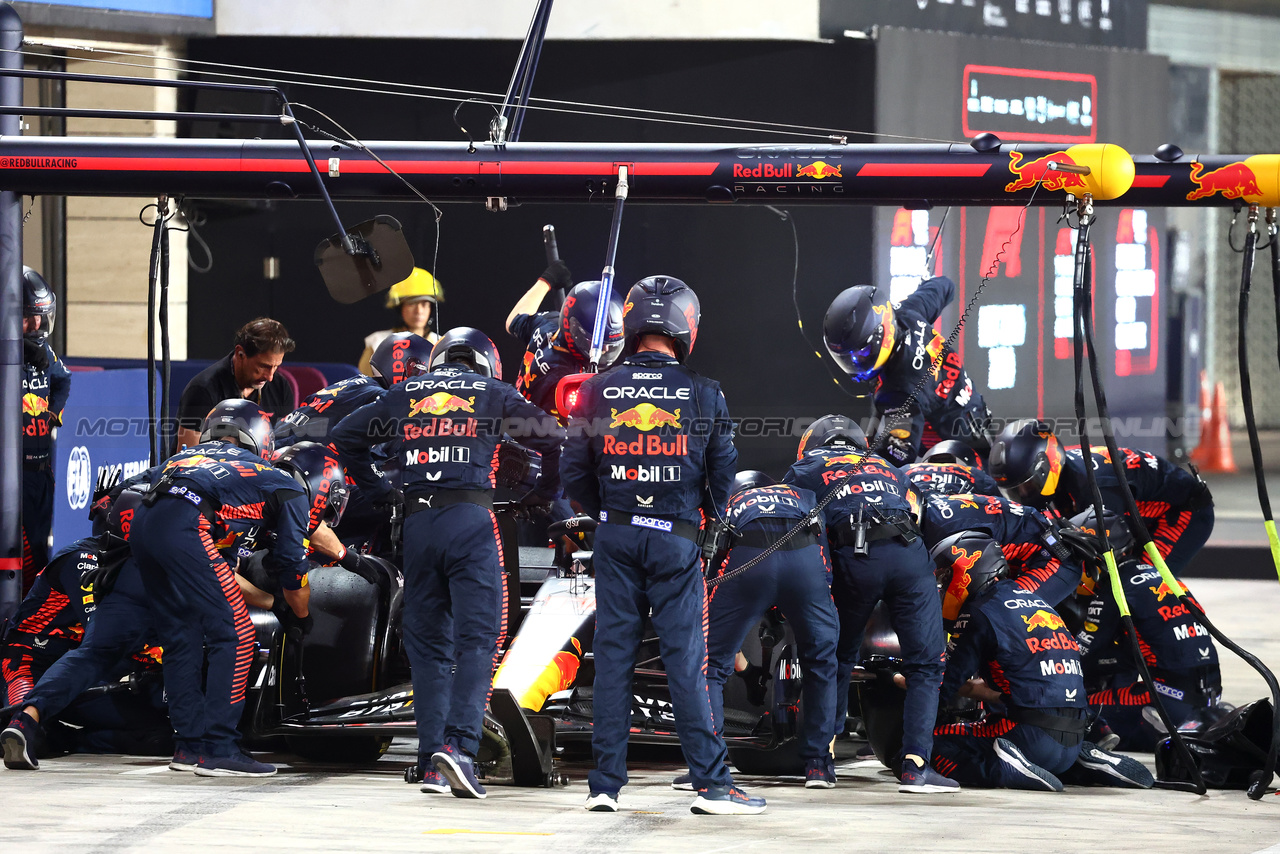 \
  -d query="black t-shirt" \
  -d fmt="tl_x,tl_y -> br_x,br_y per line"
177,352 -> 296,433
